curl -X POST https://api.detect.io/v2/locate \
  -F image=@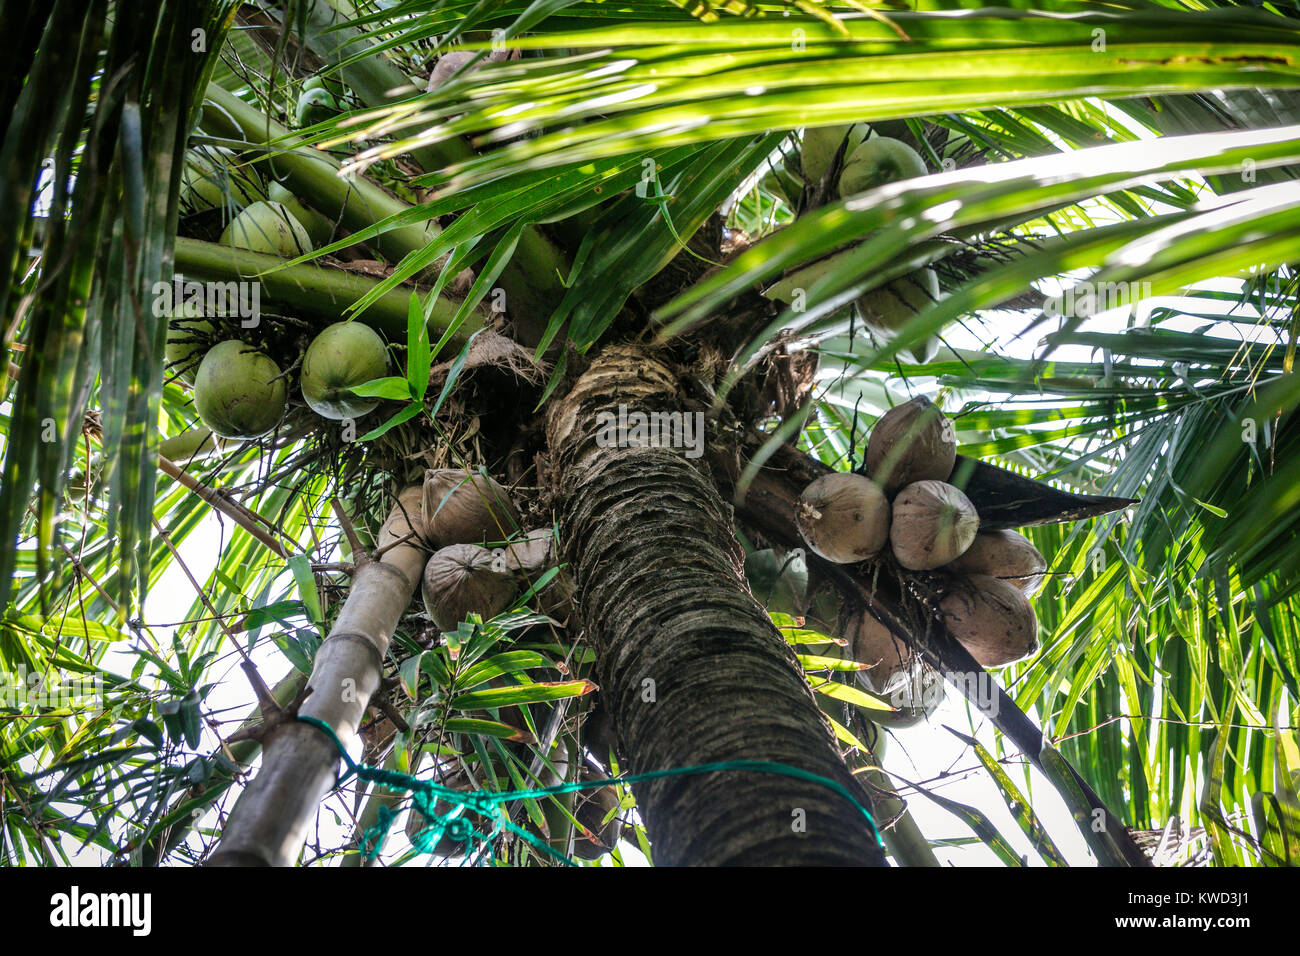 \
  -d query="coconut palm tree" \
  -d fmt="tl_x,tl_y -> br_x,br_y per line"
1,0 -> 1297,867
